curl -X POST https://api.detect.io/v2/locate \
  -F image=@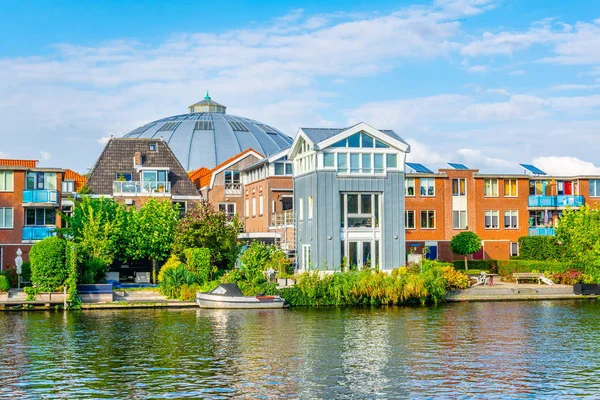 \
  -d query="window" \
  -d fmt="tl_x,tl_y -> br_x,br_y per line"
302,244 -> 311,270
324,153 -> 335,167
224,171 -> 240,184
218,203 -> 236,219
281,196 -> 293,211
25,208 -> 56,226
286,163 -> 293,175
308,196 -> 313,219
452,178 -> 466,196
149,143 -> 157,151
420,210 -> 435,229
405,210 -> 415,229
504,179 -> 518,197
590,180 -> 600,197
529,210 -> 548,227
484,210 -> 499,229
504,210 -> 518,229
374,154 -> 384,174
299,198 -> 303,221
0,171 -> 14,192
529,180 -> 546,196
259,195 -> 264,216
341,193 -> 380,228
0,208 -> 13,229
361,154 -> 371,173
26,172 -> 56,190
484,179 -> 498,197
245,199 -> 249,217
350,154 -> 360,173
510,242 -> 519,257
420,178 -> 435,197
337,153 -> 348,173
348,133 -> 361,147
452,210 -> 467,229
115,172 -> 133,181
274,162 -> 293,176
62,180 -> 75,193
386,154 -> 397,169
405,178 -> 415,196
